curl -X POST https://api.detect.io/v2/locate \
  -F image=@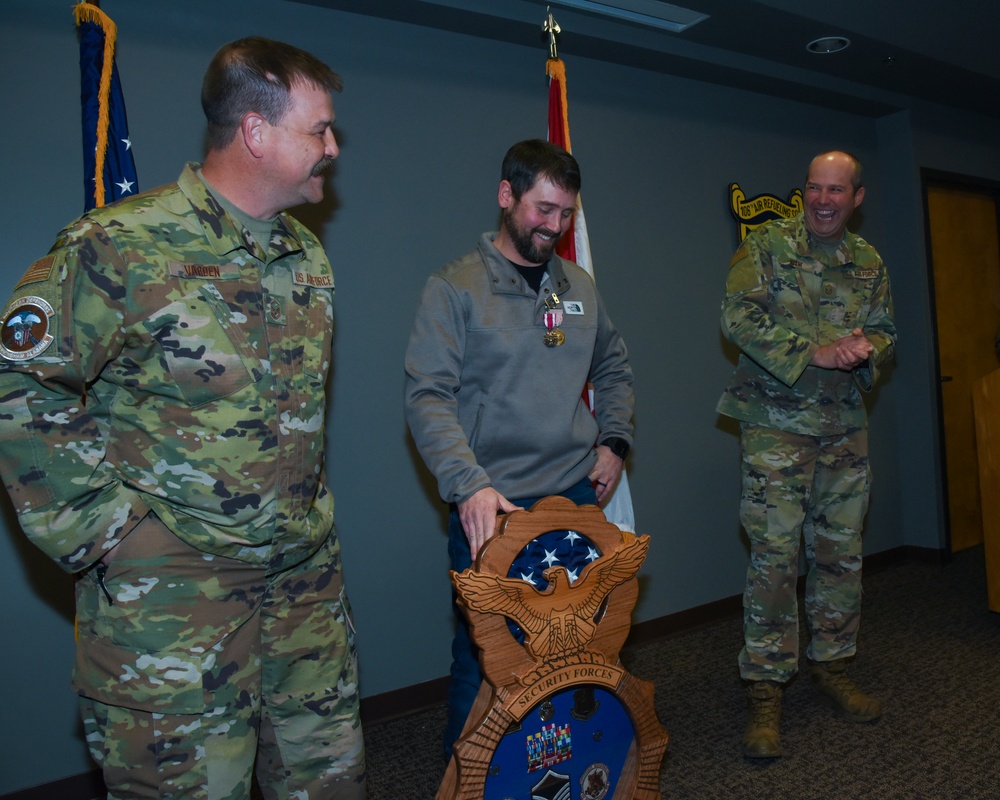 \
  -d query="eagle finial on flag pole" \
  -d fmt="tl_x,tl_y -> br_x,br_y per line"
543,7 -> 561,60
